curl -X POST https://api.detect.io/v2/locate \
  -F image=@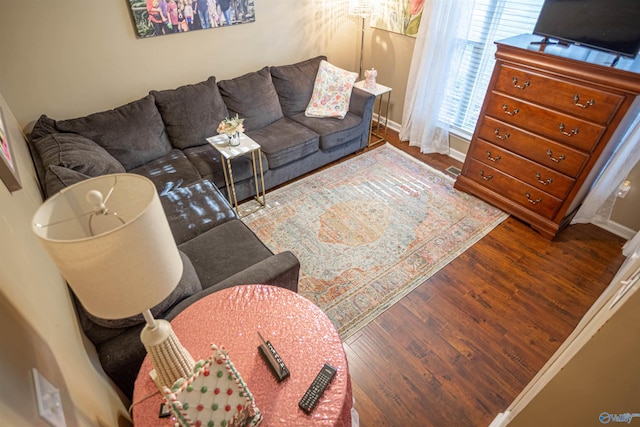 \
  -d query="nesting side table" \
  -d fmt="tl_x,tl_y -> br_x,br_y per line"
354,80 -> 392,147
207,133 -> 266,217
